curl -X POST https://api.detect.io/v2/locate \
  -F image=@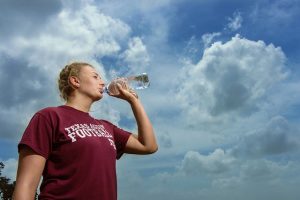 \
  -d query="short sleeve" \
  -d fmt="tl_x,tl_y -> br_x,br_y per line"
112,125 -> 131,159
18,113 -> 53,159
